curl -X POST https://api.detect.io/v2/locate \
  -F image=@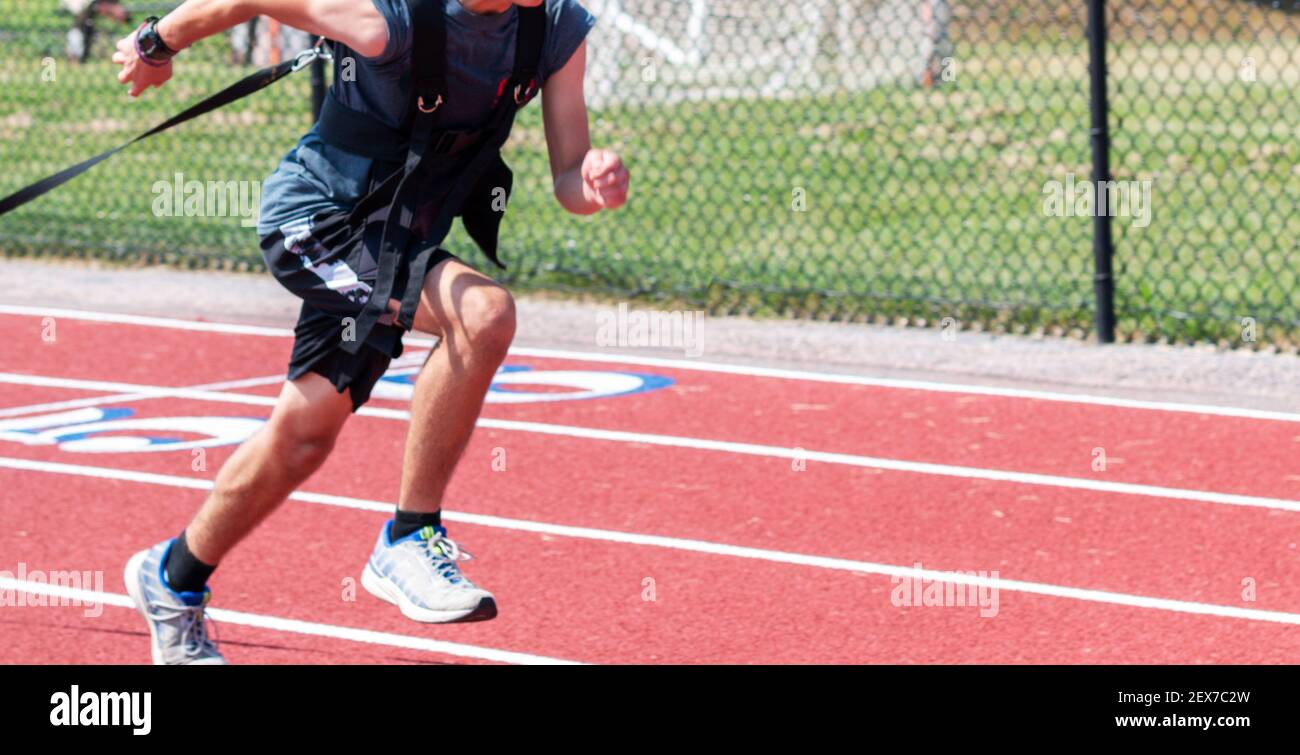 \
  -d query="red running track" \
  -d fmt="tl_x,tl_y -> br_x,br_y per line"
1,309 -> 1299,663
